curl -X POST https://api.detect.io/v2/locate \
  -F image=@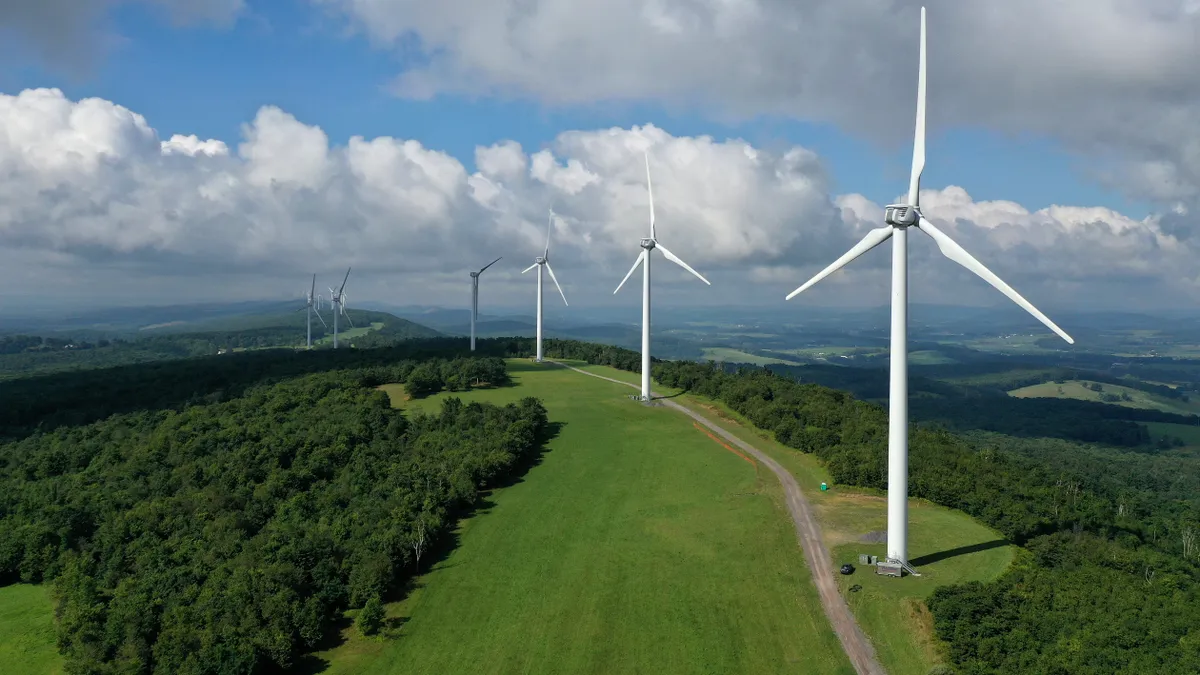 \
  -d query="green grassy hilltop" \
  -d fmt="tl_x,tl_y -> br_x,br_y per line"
321,360 -> 853,674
